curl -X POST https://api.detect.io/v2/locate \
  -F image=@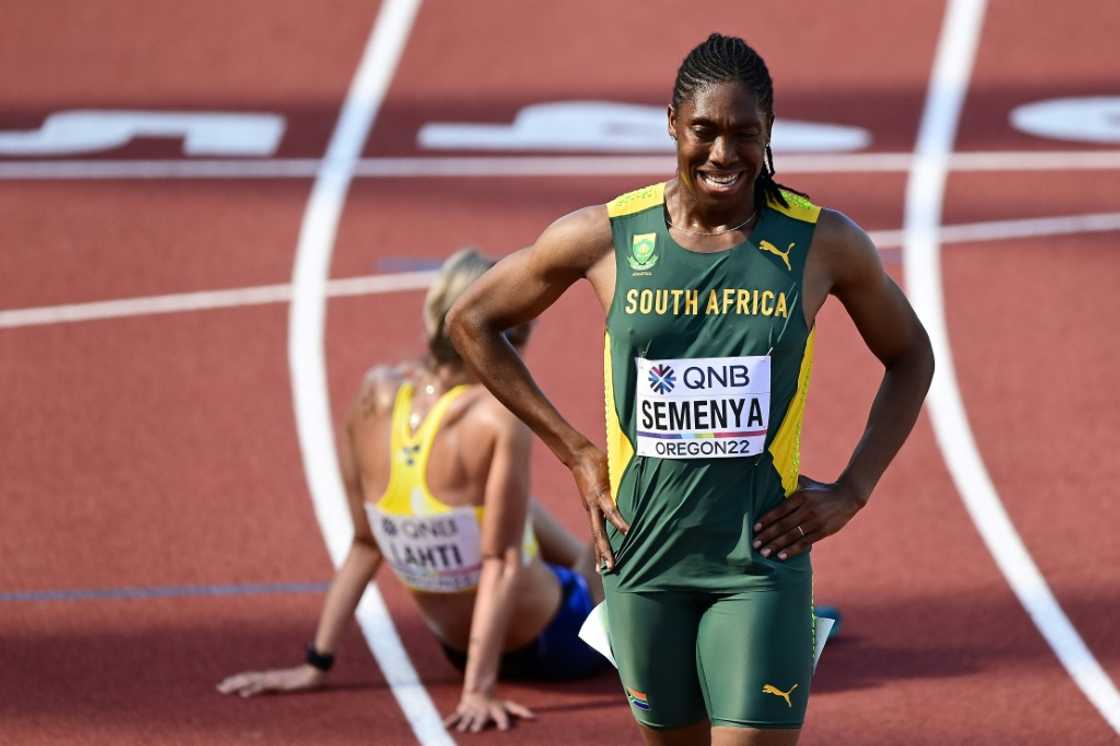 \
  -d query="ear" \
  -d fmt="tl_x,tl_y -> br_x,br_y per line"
667,105 -> 678,140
